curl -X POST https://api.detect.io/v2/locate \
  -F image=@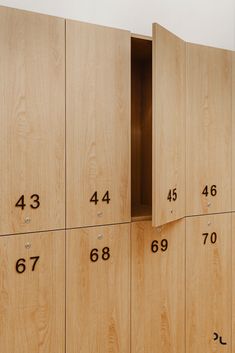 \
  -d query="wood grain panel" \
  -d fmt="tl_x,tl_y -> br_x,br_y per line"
66,223 -> 130,353
186,214 -> 231,353
152,23 -> 186,227
233,213 -> 235,353
131,219 -> 185,353
186,44 -> 232,216
0,7 -> 65,235
66,20 -> 131,228
0,230 -> 65,353
232,52 -> 235,211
